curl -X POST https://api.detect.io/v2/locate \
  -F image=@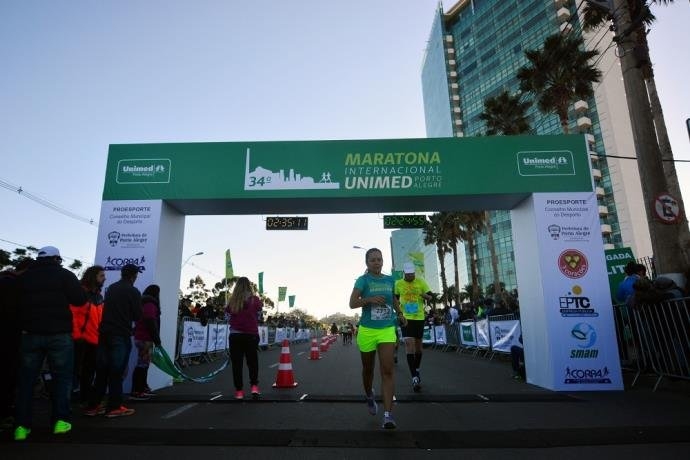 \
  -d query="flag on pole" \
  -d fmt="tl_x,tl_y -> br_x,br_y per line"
225,250 -> 234,279
258,272 -> 264,294
288,295 -> 295,308
278,286 -> 287,302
